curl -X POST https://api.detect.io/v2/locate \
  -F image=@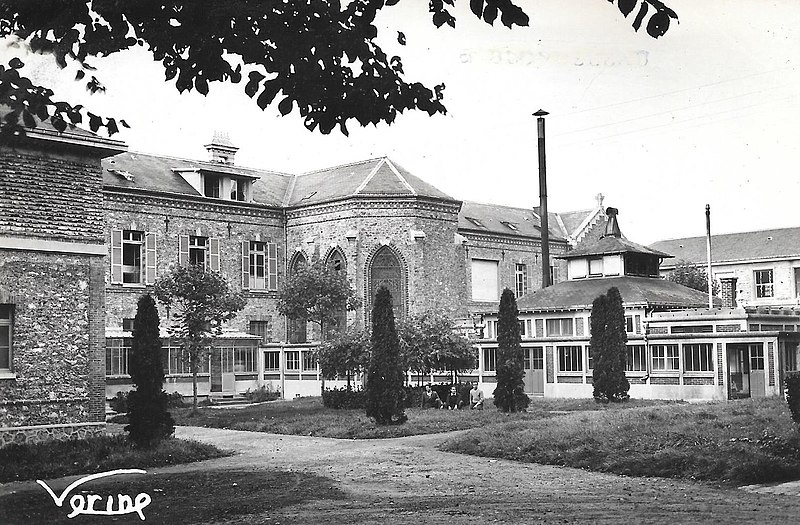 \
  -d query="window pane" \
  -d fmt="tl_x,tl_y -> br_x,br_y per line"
0,325 -> 9,369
